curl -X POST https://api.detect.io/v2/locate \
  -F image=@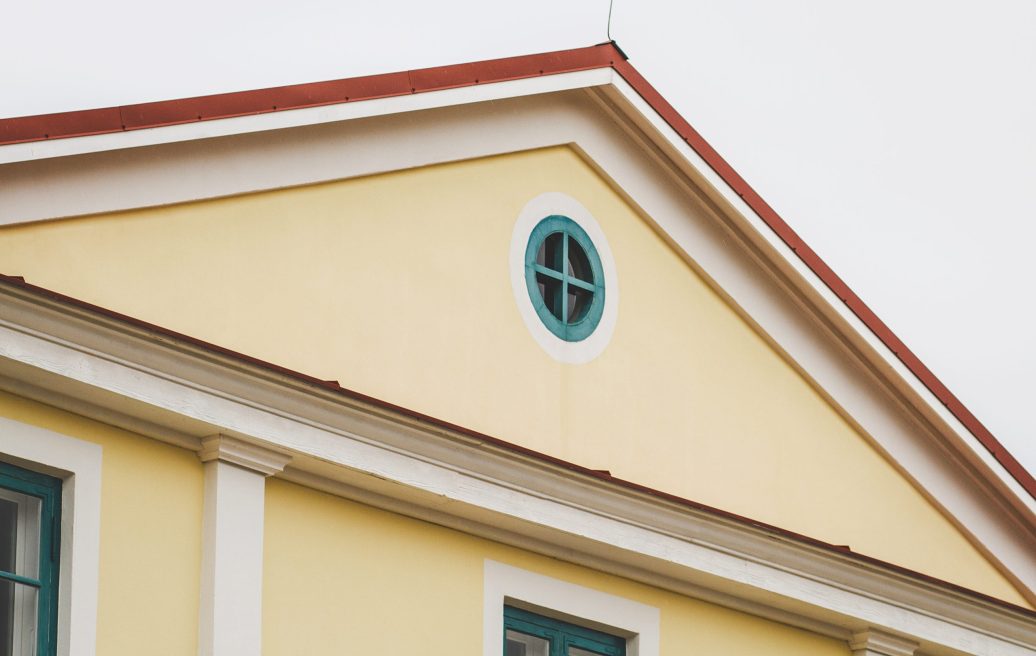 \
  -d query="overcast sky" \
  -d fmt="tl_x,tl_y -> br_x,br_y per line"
3,1 -> 1033,476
